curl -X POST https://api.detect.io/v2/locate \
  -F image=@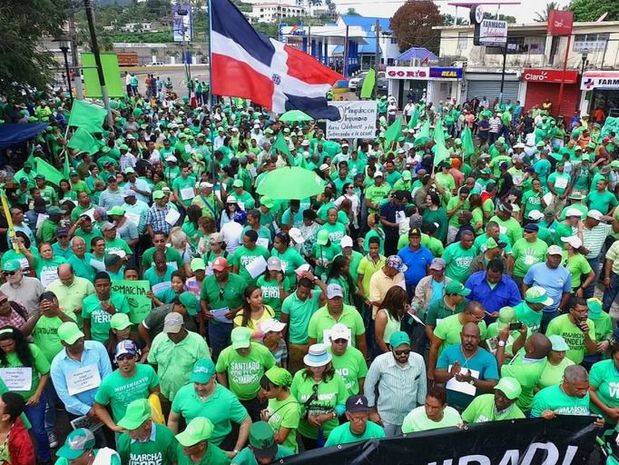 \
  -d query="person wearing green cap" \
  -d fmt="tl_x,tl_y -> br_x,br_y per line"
583,297 -> 612,368
461,377 -> 525,423
513,286 -> 553,333
56,428 -> 121,465
176,418 -> 231,465
169,358 -> 251,452
117,399 -> 178,465
231,421 -> 293,465
538,335 -> 574,389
